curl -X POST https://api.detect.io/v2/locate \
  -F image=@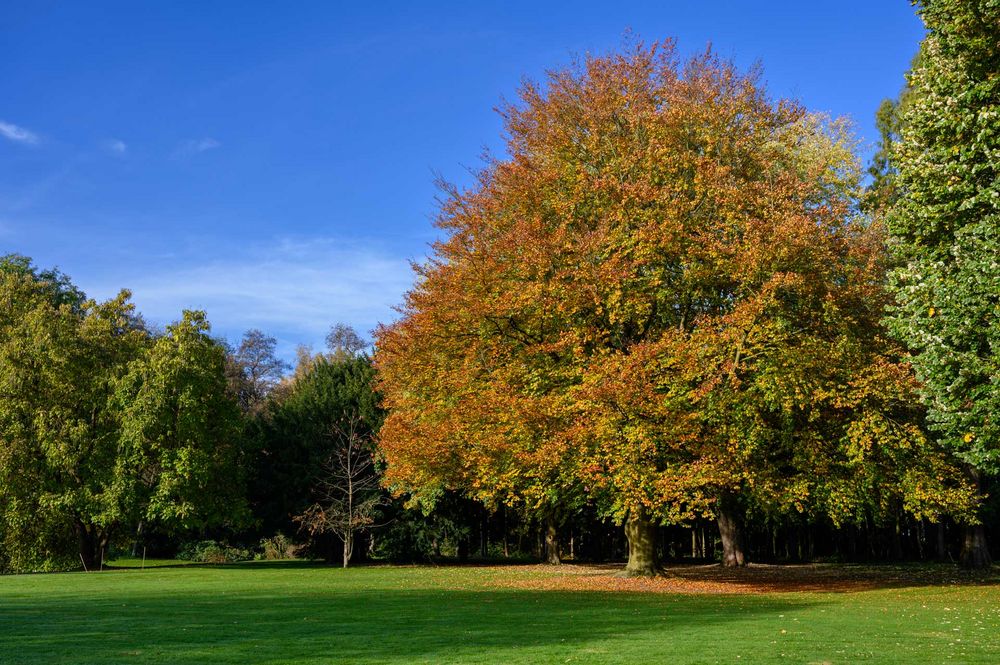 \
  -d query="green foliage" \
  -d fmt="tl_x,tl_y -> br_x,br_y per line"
176,539 -> 251,563
0,253 -> 86,311
865,98 -> 905,211
864,52 -> 921,213
258,533 -> 297,560
251,352 -> 383,537
374,497 -> 472,563
0,261 -> 251,572
116,311 -> 250,532
887,0 -> 1000,472
0,270 -> 148,572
